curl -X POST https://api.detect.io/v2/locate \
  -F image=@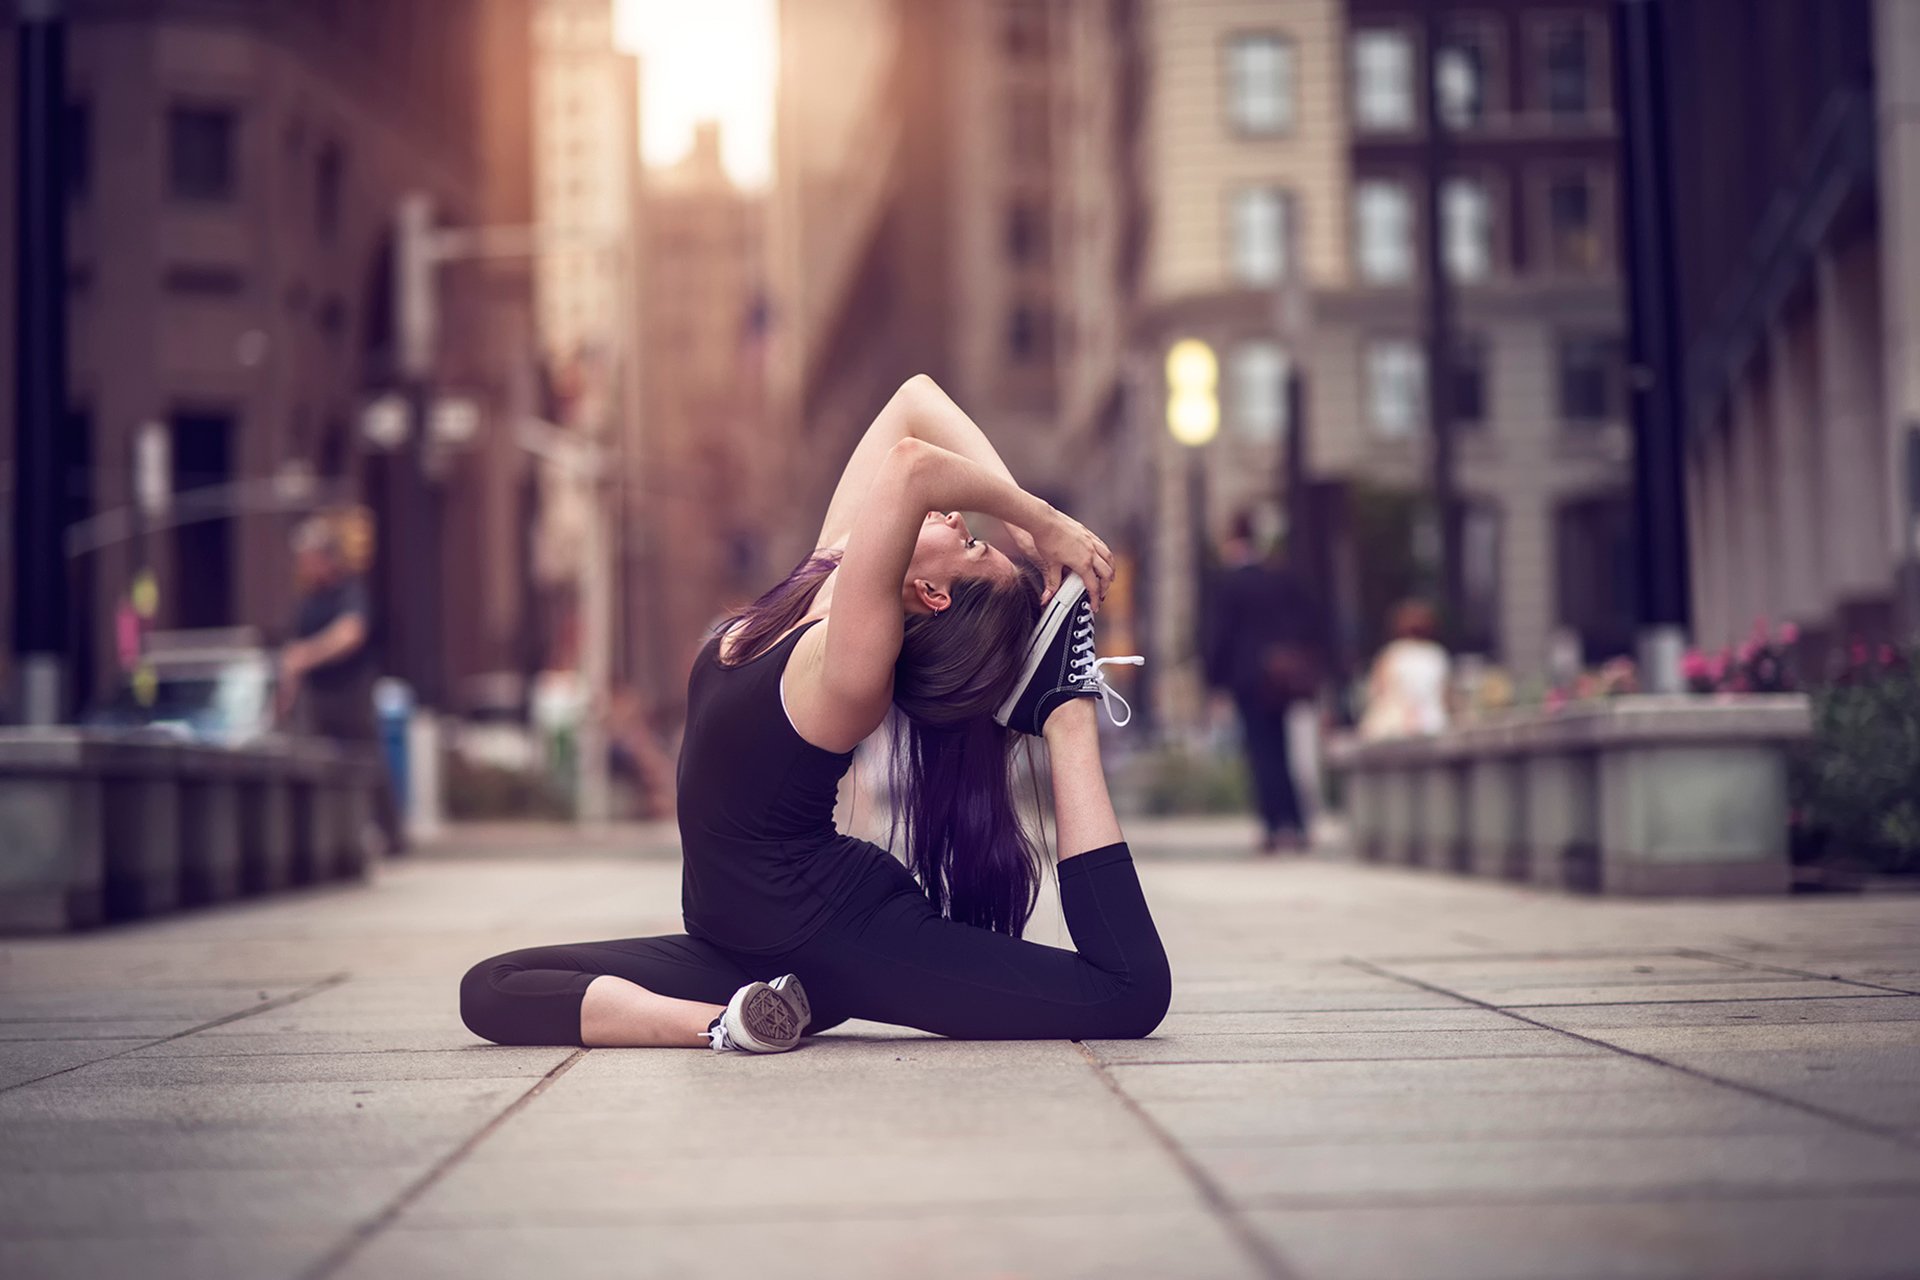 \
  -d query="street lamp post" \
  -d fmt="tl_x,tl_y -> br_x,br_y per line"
1166,339 -> 1221,727
392,196 -> 636,822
